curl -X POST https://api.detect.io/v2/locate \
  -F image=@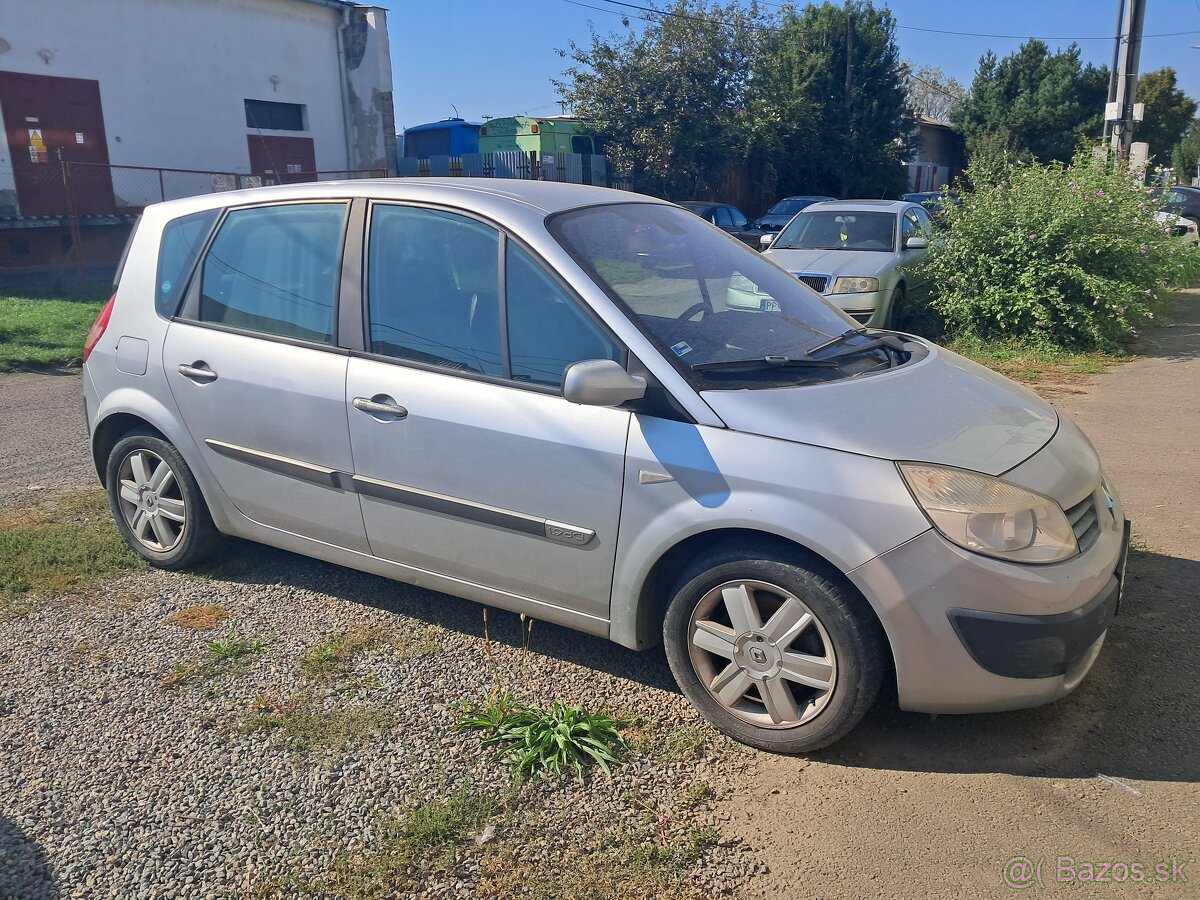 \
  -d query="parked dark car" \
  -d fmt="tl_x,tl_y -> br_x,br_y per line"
750,196 -> 837,233
677,201 -> 759,246
1154,185 -> 1200,227
900,191 -> 960,217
